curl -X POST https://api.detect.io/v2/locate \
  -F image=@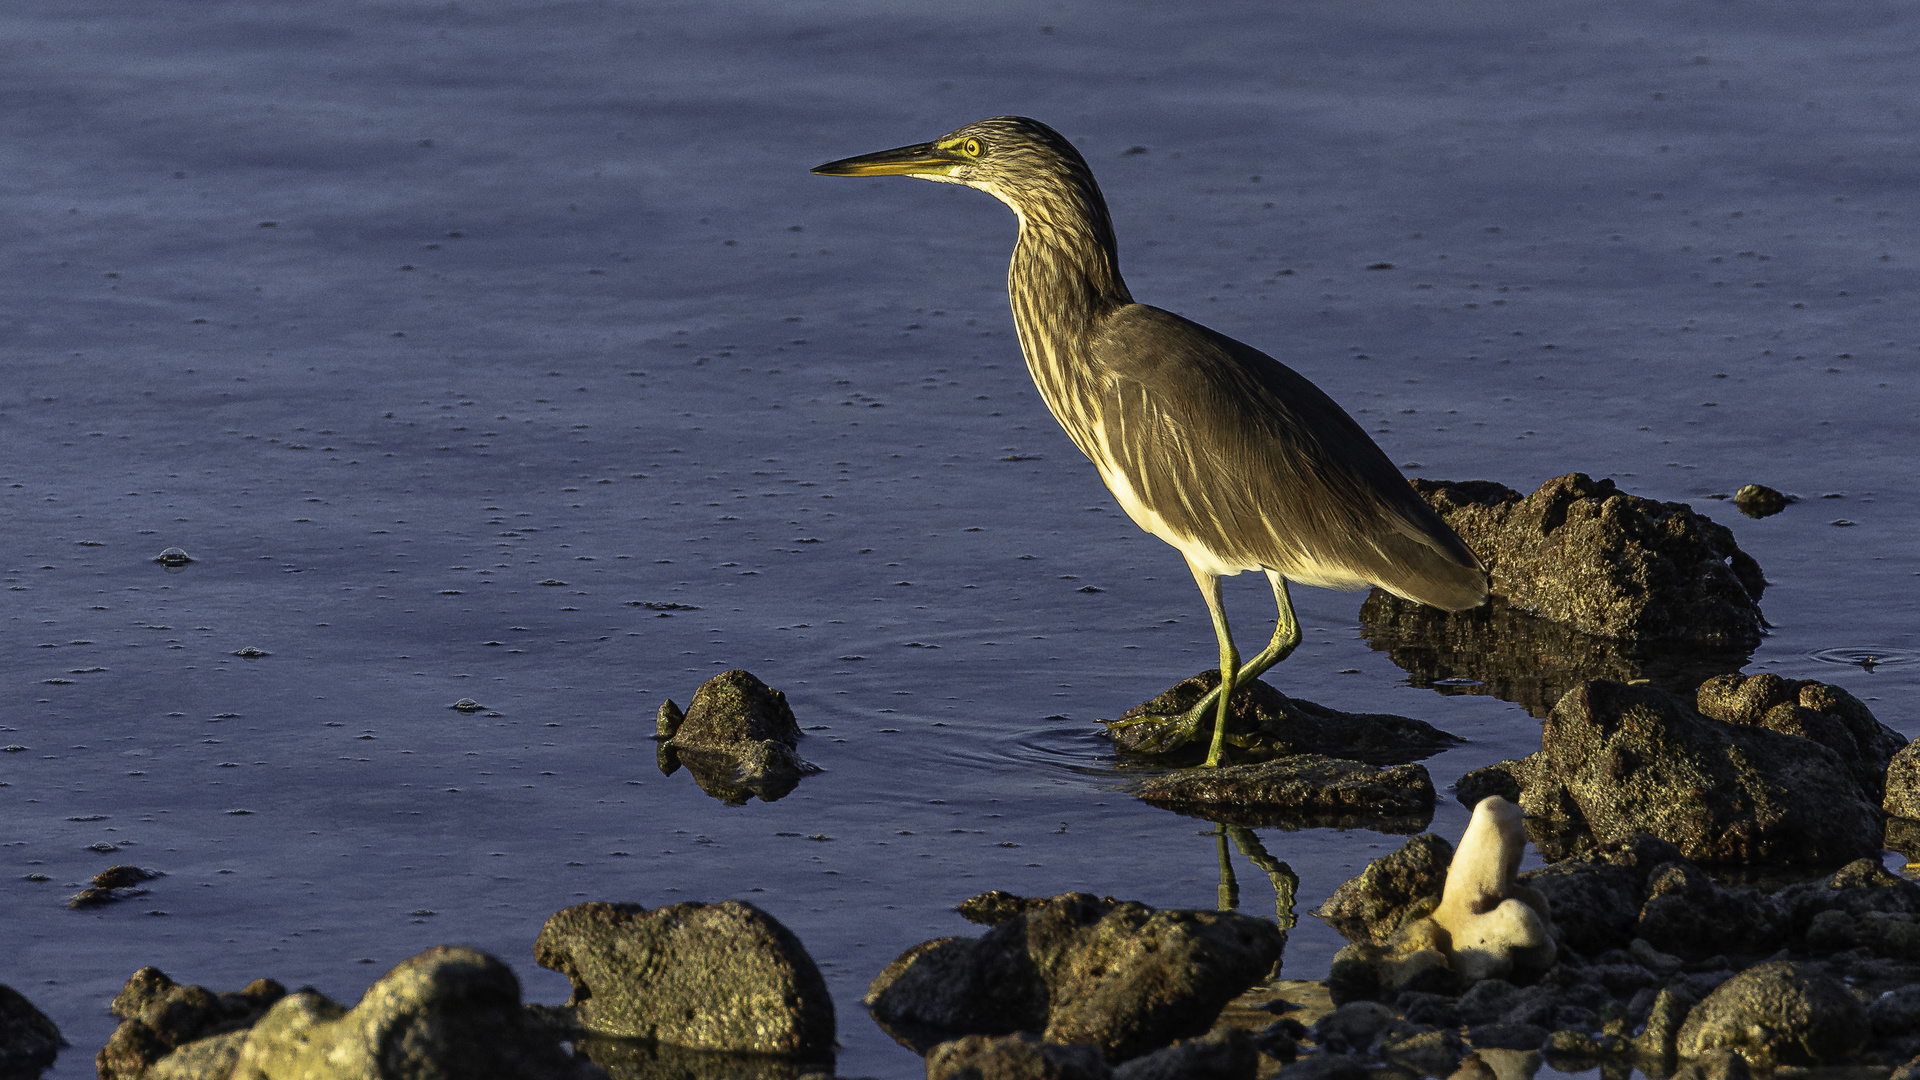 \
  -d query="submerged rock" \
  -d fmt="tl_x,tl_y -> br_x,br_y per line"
1106,671 -> 1458,767
1371,474 -> 1766,647
1732,484 -> 1790,519
1676,960 -> 1868,1067
105,948 -> 594,1080
67,864 -> 161,908
0,984 -> 63,1078
1513,679 -> 1883,864
656,669 -> 818,804
533,900 -> 833,1056
865,892 -> 1282,1062
1126,755 -> 1435,832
